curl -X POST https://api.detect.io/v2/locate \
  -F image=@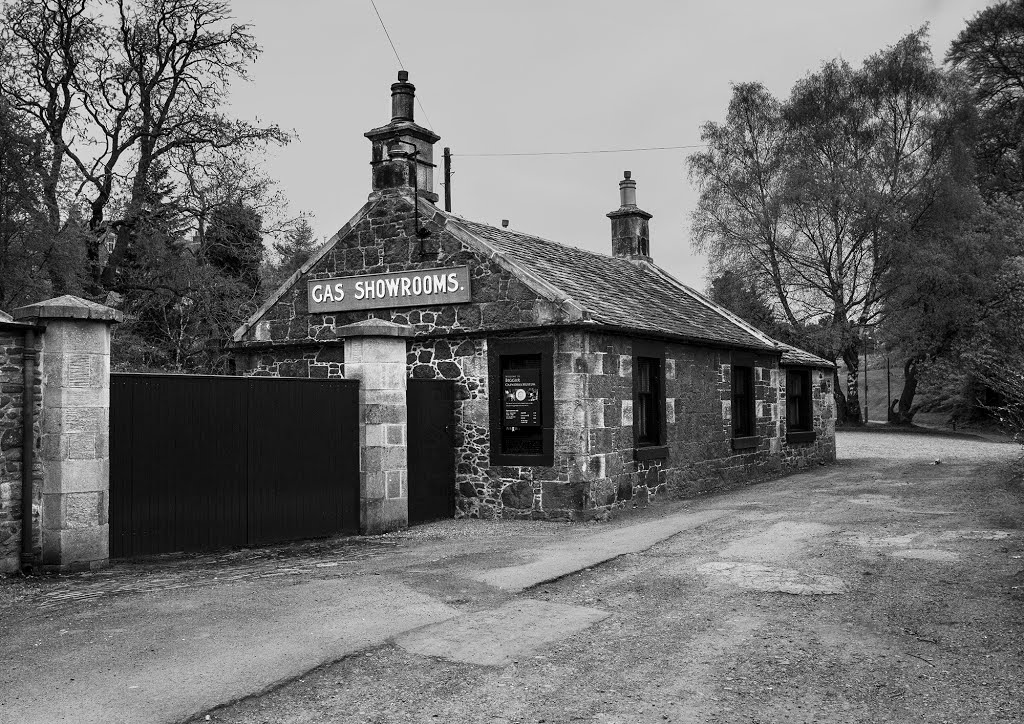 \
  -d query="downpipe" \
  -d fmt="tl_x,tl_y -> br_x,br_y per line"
21,328 -> 36,573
